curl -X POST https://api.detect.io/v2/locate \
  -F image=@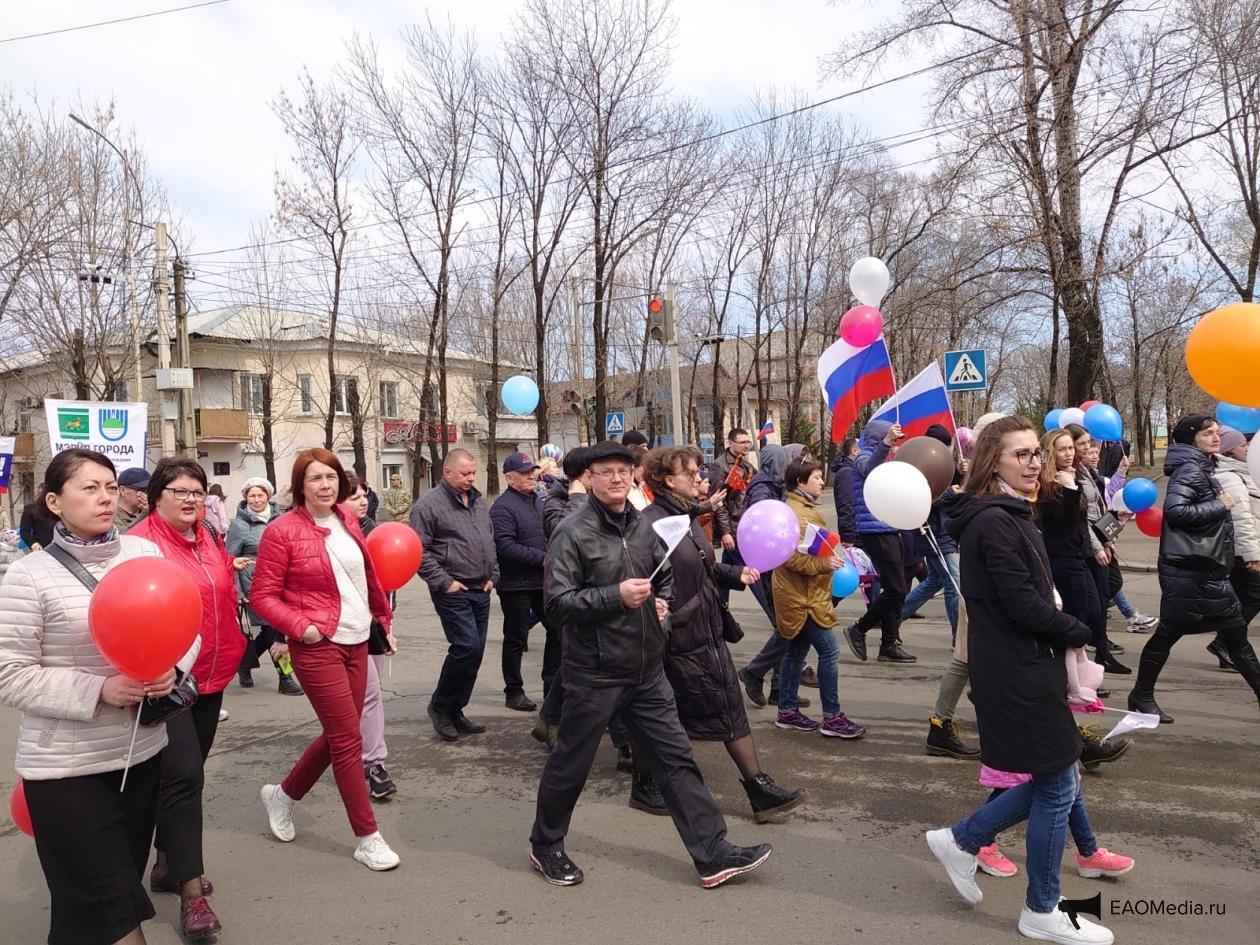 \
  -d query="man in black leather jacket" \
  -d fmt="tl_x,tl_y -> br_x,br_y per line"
529,440 -> 771,889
